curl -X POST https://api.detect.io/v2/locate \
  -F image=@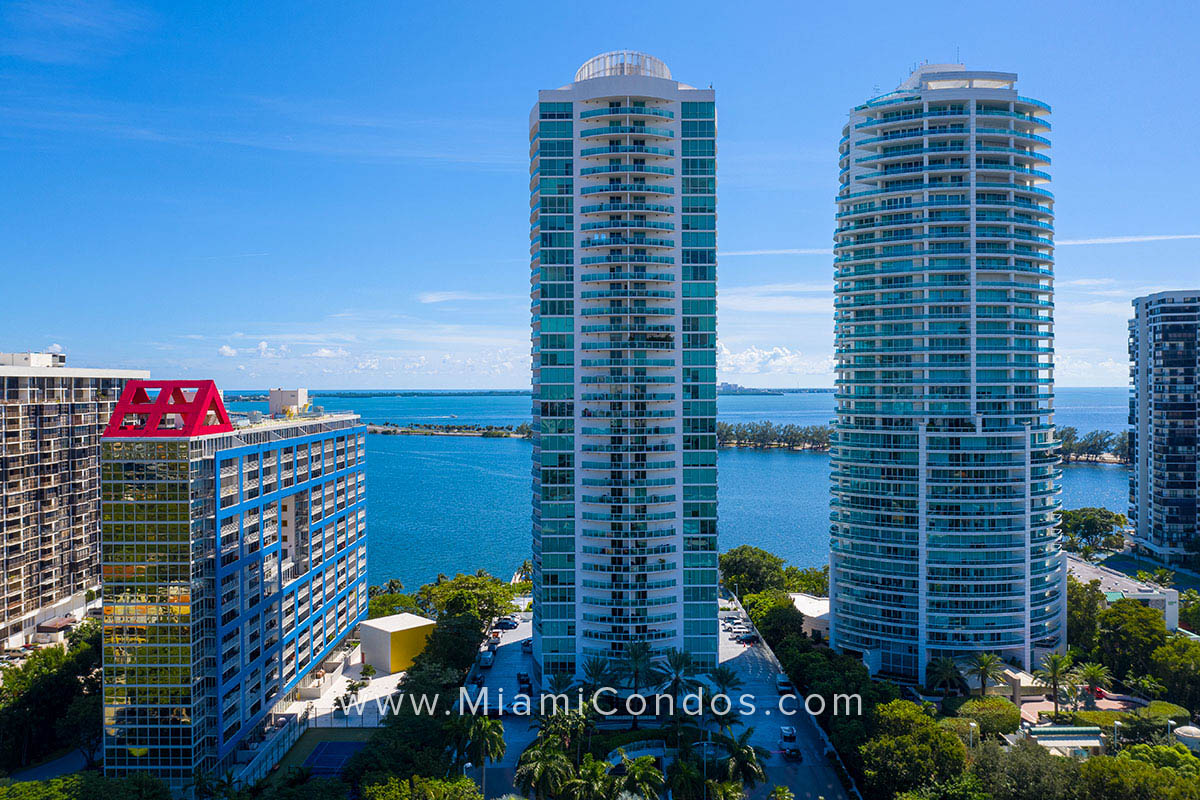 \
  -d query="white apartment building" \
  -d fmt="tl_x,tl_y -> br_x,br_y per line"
830,64 -> 1065,684
0,351 -> 148,647
529,52 -> 719,680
